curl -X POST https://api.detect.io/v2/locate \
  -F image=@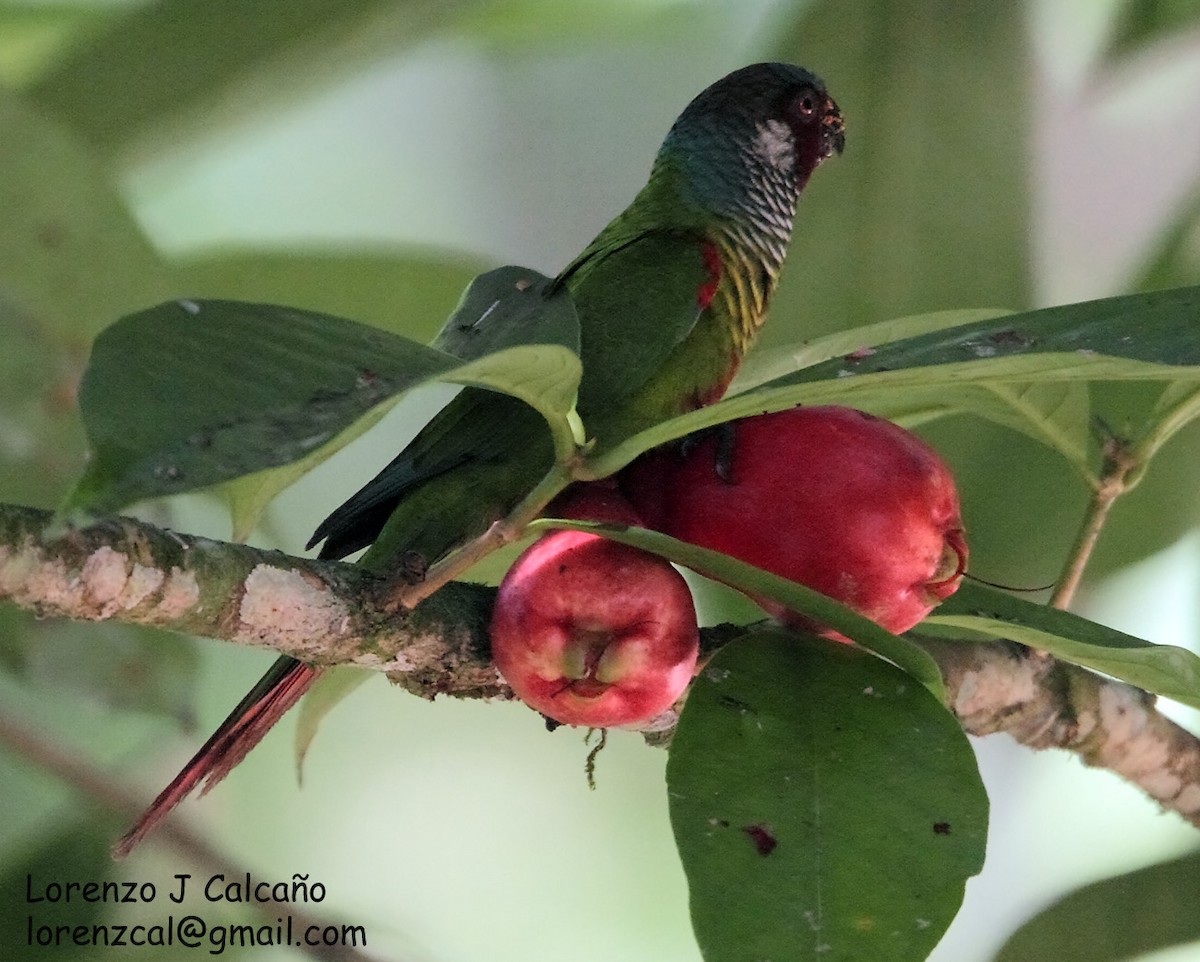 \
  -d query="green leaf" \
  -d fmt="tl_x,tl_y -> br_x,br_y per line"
590,285 -> 1200,476
66,278 -> 581,520
294,667 -> 372,783
669,630 -> 988,962
176,248 -> 487,343
26,0 -> 462,154
992,848 -> 1200,962
736,309 -> 1094,477
0,90 -> 173,340
1131,181 -> 1200,292
530,519 -> 943,693
1106,0 -> 1200,60
0,820 -> 118,959
216,265 -> 582,538
732,308 -> 1014,392
768,283 -> 1200,378
5,616 -> 200,725
927,581 -> 1200,709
